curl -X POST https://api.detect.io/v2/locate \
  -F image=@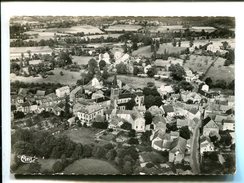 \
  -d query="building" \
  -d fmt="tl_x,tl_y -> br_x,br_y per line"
55,86 -> 70,98
74,104 -> 104,125
203,119 -> 219,137
169,137 -> 187,164
200,137 -> 215,155
222,119 -> 235,131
